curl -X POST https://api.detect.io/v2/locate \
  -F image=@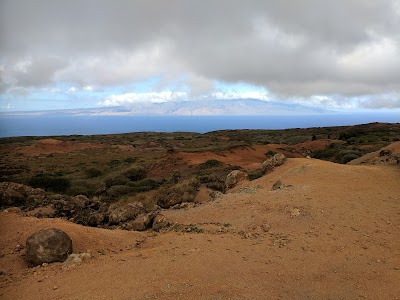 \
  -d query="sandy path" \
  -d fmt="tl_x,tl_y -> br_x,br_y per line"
1,159 -> 400,299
